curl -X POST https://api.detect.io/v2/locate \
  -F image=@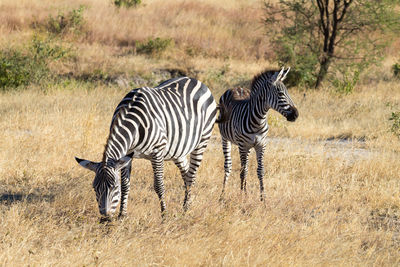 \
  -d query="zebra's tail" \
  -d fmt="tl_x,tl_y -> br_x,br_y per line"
216,102 -> 229,123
